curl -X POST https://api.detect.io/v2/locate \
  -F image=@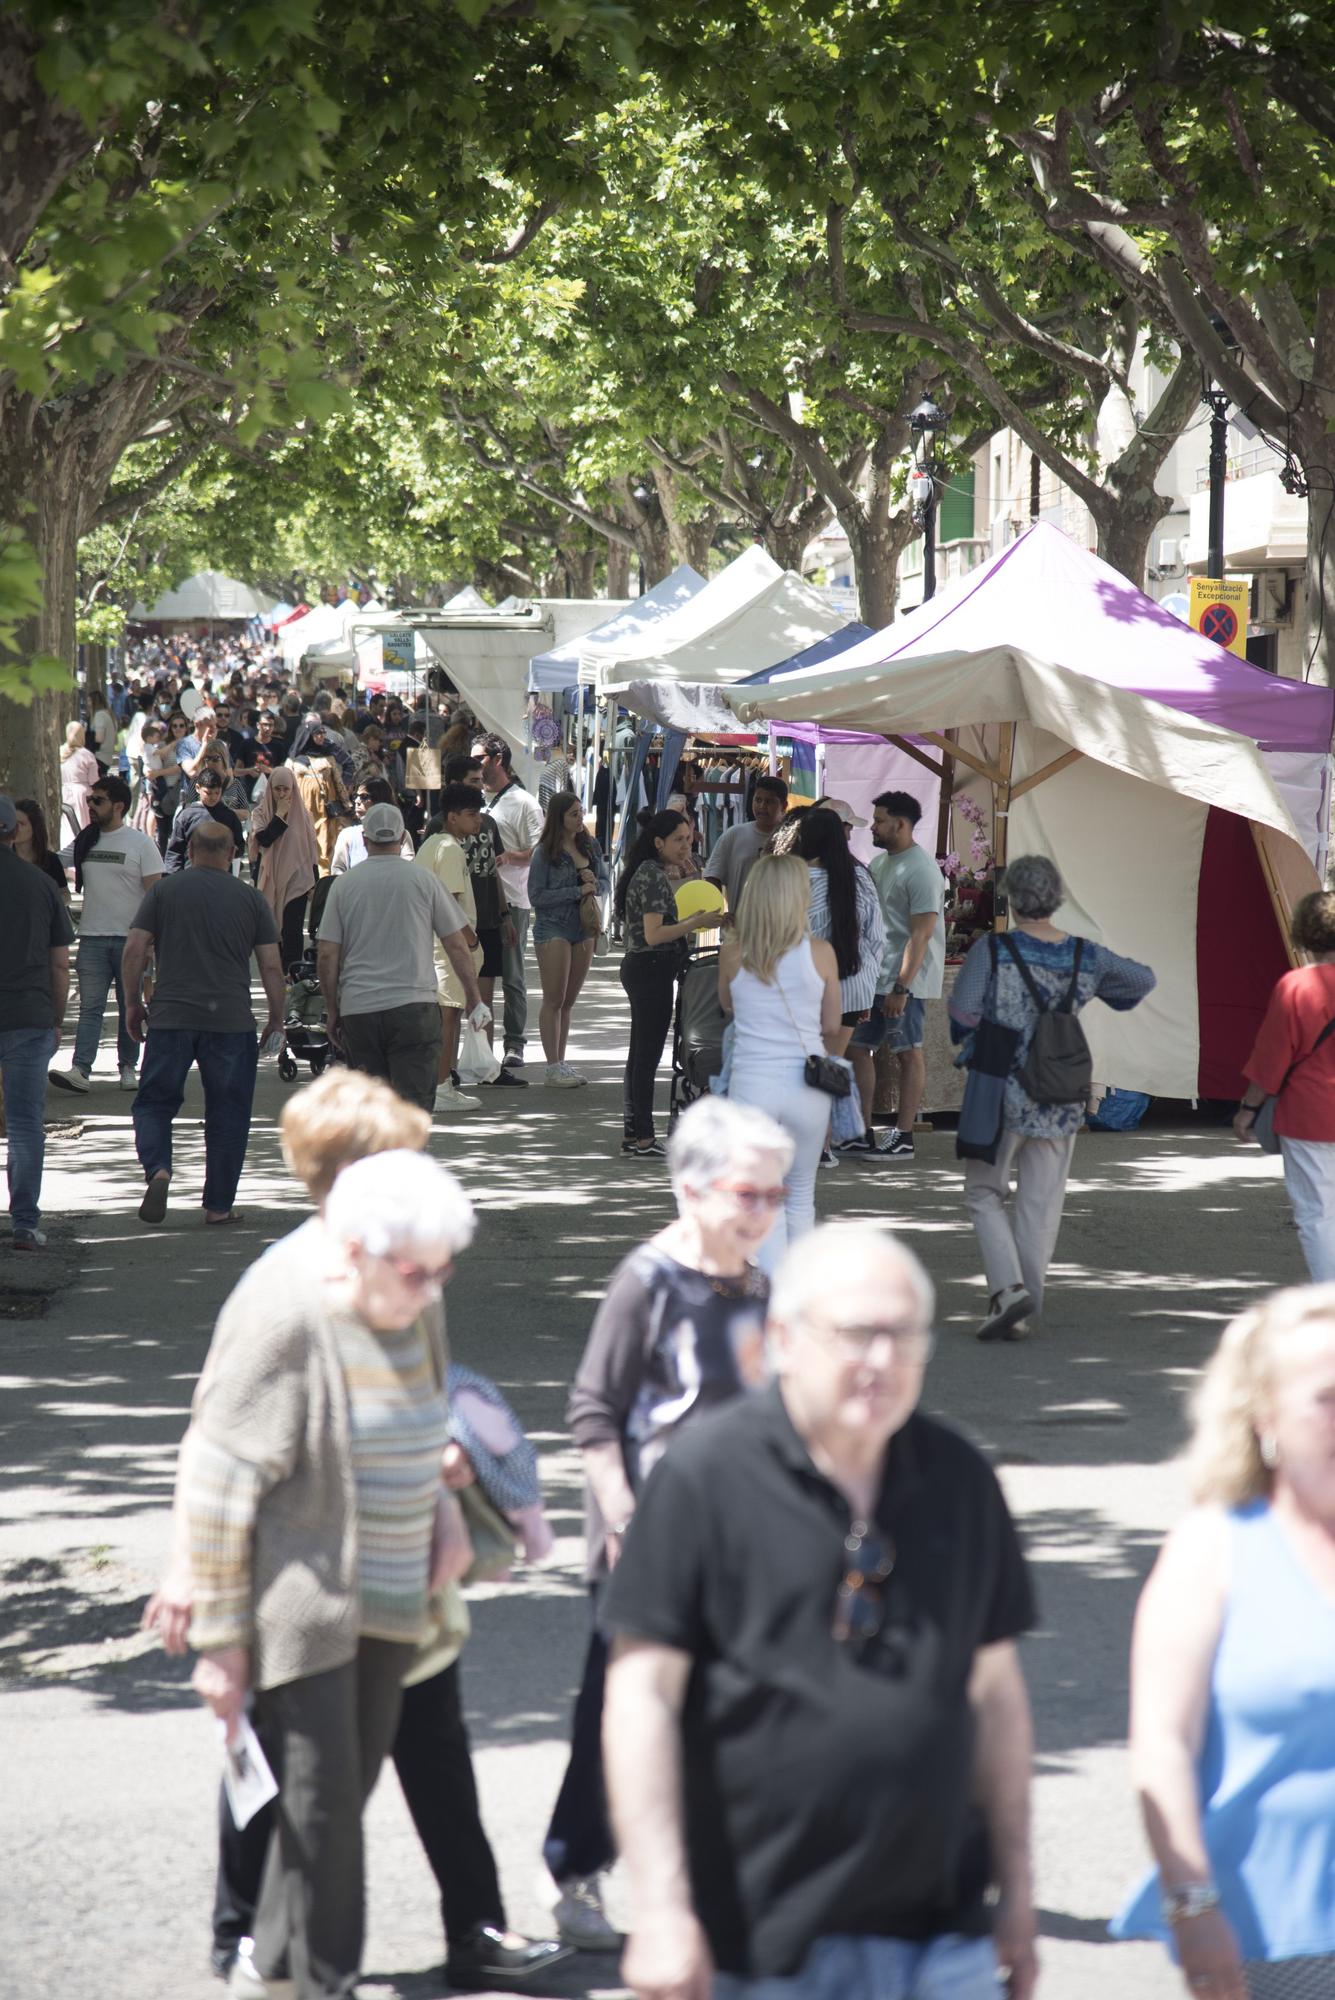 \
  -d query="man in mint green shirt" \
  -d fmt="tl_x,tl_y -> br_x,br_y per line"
847,791 -> 945,1159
